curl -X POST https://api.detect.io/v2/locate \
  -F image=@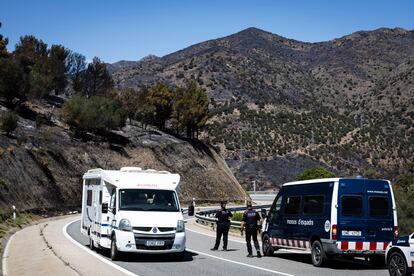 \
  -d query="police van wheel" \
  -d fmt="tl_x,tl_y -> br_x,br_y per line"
311,240 -> 327,267
110,237 -> 120,261
388,252 -> 409,276
262,235 -> 274,256
369,255 -> 385,267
